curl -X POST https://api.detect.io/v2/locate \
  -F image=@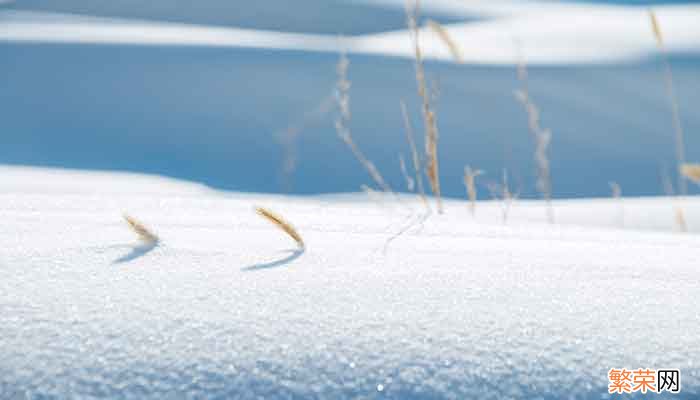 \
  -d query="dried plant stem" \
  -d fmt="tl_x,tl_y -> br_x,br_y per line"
426,19 -> 464,63
464,166 -> 483,217
255,206 -> 305,249
680,163 -> 700,184
650,10 -> 687,196
609,182 -> 624,228
335,52 -> 393,194
661,166 -> 687,232
406,0 -> 443,214
487,169 -> 516,224
123,214 -> 159,244
399,154 -> 415,192
514,54 -> 554,224
278,94 -> 335,191
400,100 -> 429,211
